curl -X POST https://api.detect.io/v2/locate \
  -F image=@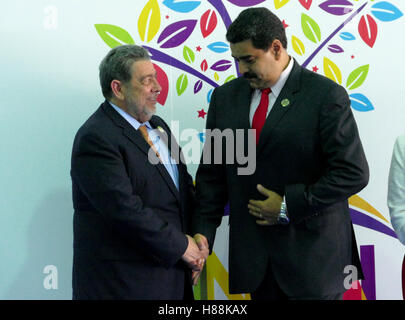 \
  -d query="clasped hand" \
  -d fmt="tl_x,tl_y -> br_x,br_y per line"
182,233 -> 209,285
